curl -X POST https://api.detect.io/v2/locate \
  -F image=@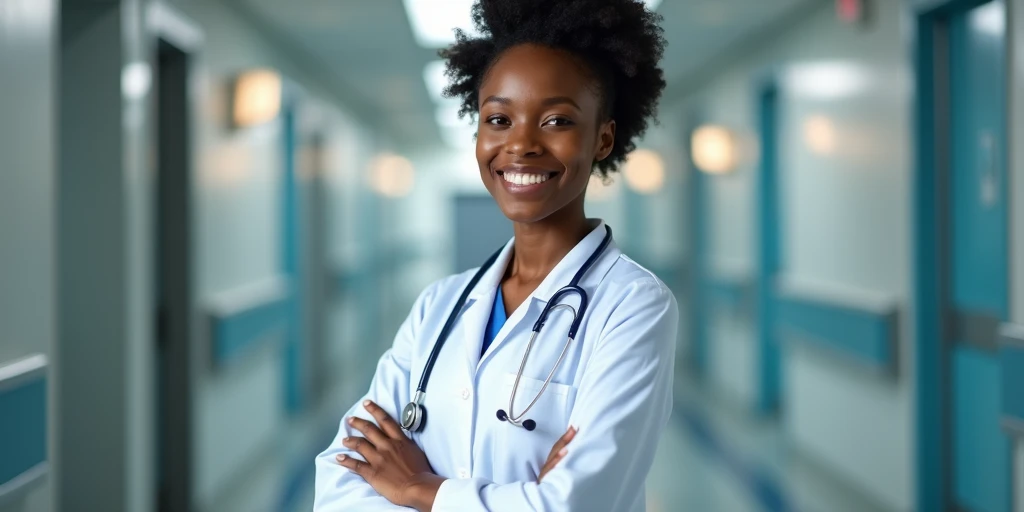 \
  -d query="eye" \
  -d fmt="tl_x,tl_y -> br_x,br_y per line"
543,117 -> 575,127
485,115 -> 510,126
